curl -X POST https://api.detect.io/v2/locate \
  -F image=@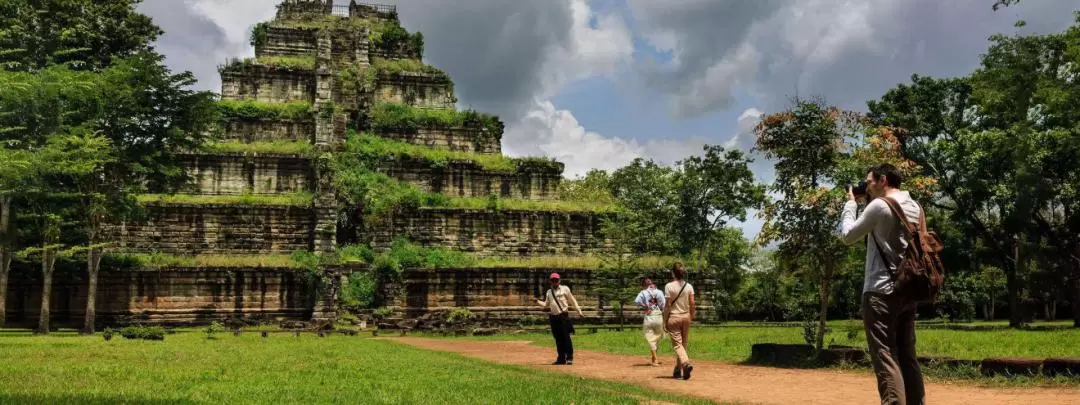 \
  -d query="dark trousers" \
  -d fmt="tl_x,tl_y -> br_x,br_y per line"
549,313 -> 574,362
863,292 -> 925,405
